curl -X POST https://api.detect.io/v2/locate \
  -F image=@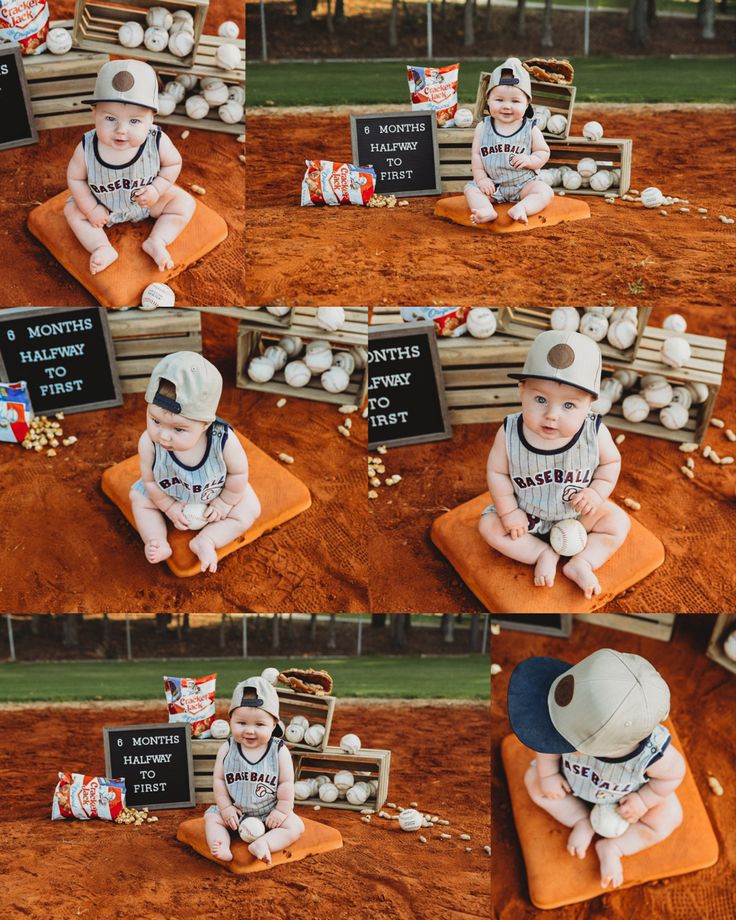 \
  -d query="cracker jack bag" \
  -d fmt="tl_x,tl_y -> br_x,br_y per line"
400,308 -> 470,337
301,160 -> 376,207
164,673 -> 216,736
0,0 -> 49,54
52,772 -> 126,821
0,381 -> 32,444
407,64 -> 459,126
